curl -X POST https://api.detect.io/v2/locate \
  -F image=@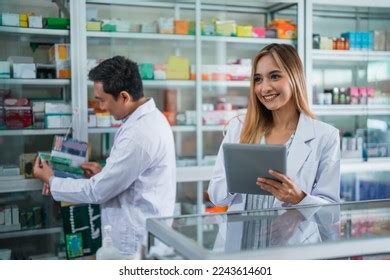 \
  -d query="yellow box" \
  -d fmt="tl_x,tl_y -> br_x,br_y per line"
20,21 -> 28,28
215,20 -> 236,36
237,25 -> 253,37
86,21 -> 101,31
166,56 -> 190,80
